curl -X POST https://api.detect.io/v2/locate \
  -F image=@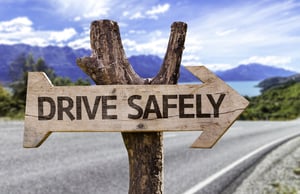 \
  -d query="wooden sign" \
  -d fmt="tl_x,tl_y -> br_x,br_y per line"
24,66 -> 249,148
